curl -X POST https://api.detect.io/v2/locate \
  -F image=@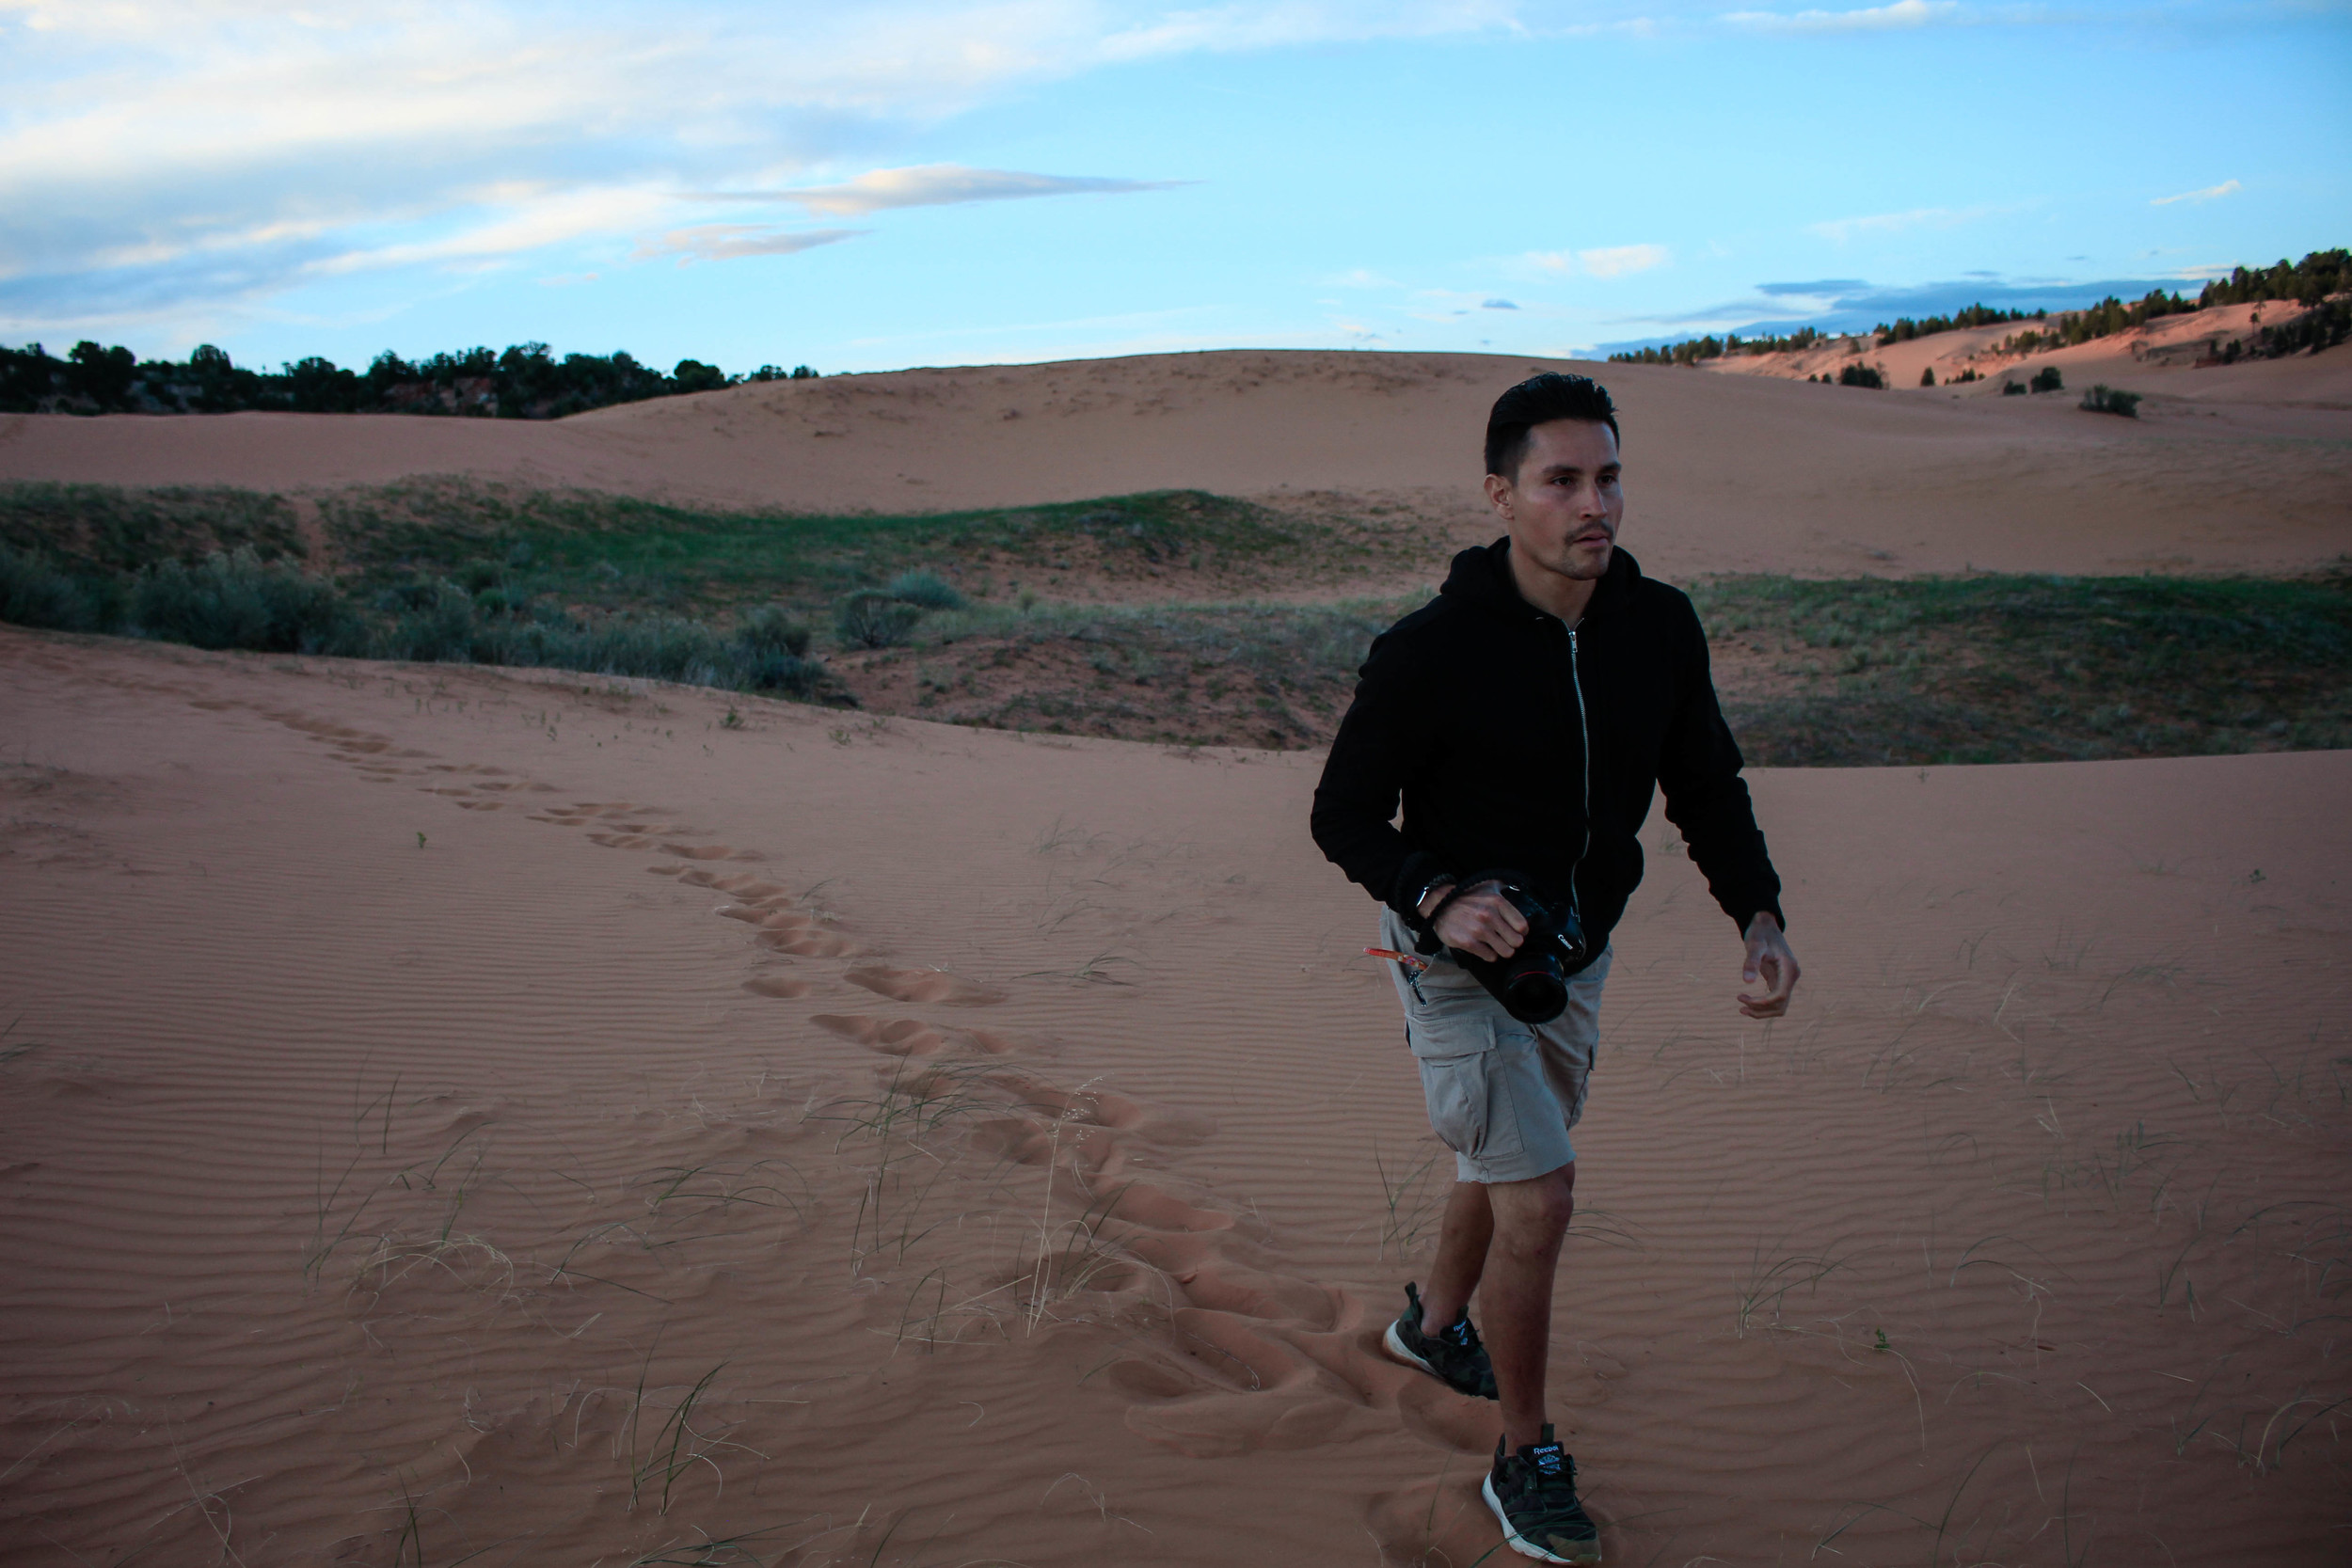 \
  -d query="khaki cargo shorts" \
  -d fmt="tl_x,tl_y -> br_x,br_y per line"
1379,906 -> 1611,1185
